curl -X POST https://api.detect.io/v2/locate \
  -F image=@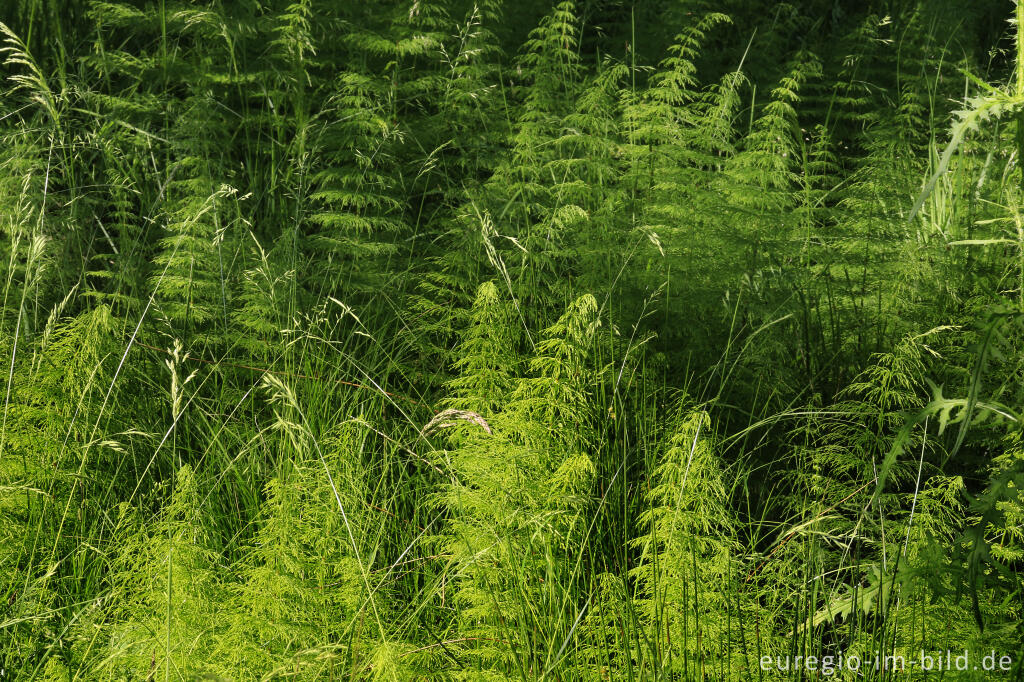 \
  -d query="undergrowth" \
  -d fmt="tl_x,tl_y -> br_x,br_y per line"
1,0 -> 1023,680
